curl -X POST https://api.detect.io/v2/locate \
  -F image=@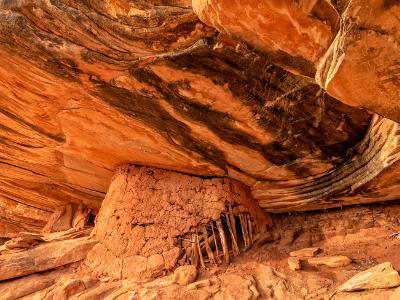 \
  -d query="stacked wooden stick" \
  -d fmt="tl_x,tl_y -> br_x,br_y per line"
186,205 -> 256,267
